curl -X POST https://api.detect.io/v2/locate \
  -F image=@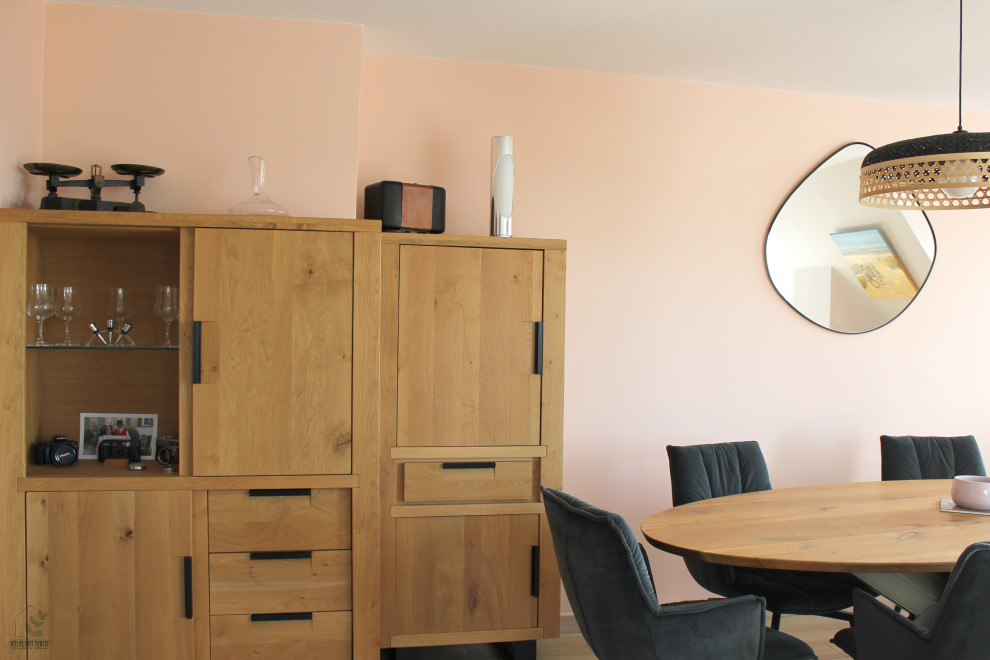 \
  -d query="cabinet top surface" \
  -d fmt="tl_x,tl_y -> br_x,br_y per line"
380,232 -> 566,250
0,208 -> 381,233
0,209 -> 566,249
